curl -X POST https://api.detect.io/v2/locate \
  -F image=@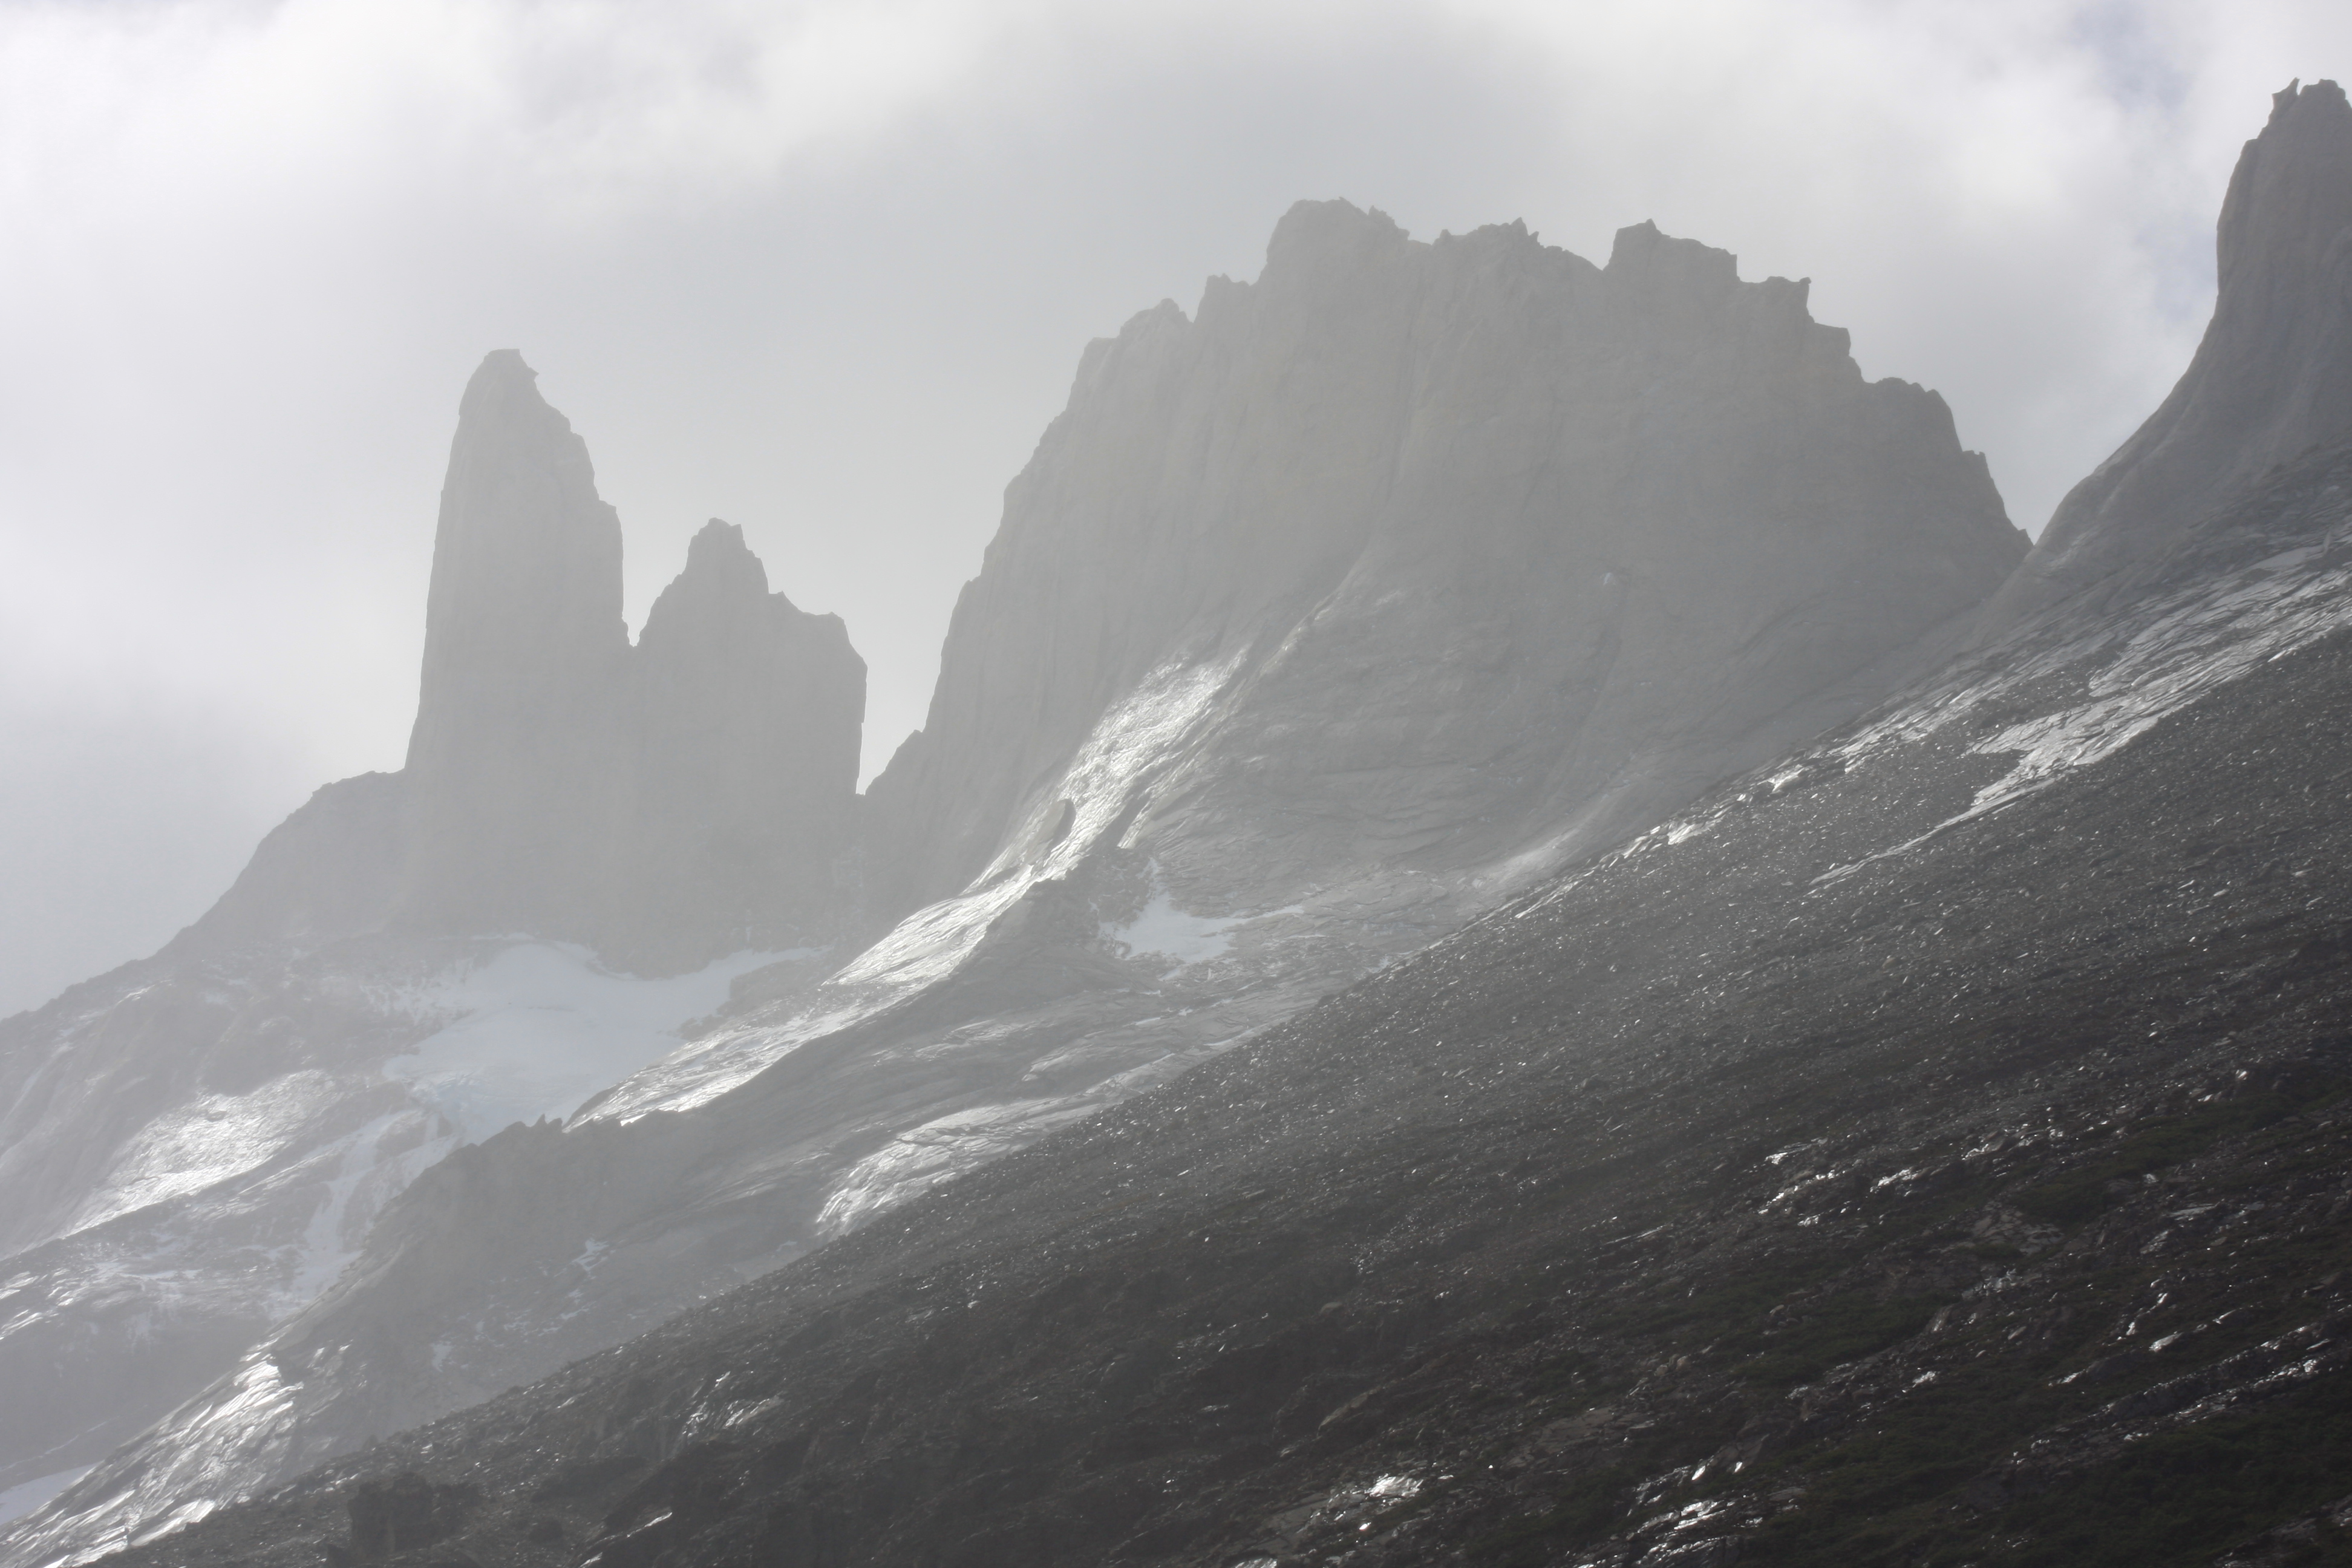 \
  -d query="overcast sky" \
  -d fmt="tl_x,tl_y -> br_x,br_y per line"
3,0 -> 2348,1018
